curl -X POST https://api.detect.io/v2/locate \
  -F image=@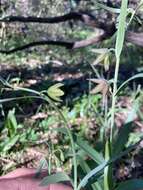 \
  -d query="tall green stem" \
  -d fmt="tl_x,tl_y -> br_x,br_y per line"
45,97 -> 77,190
110,0 -> 128,143
110,57 -> 120,142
